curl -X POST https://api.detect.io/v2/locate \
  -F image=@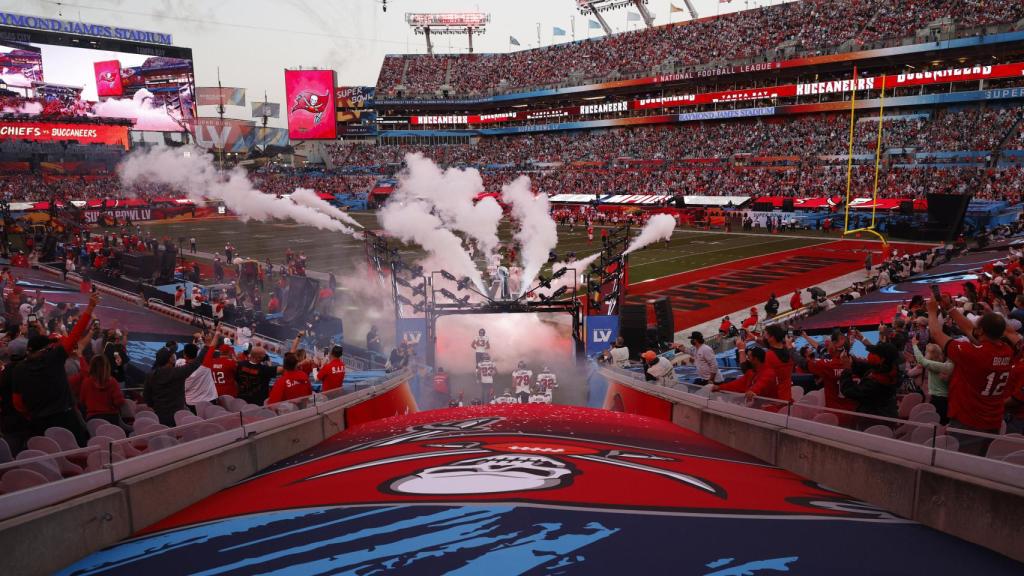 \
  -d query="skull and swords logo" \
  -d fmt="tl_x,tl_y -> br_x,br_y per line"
98,71 -> 118,87
296,417 -> 725,498
291,91 -> 329,125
